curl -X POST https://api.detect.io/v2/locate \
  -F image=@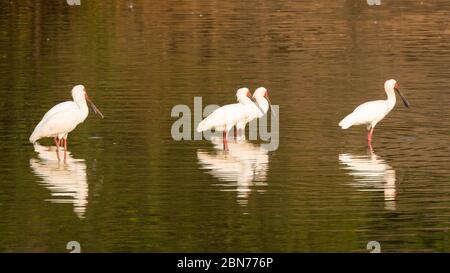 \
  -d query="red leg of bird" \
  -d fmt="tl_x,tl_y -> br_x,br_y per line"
55,137 -> 61,161
223,131 -> 229,151
63,138 -> 68,162
368,128 -> 374,146
368,142 -> 374,154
